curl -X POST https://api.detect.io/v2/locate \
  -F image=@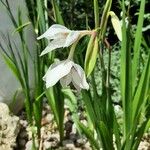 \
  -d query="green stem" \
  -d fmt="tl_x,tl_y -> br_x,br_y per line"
99,0 -> 112,40
98,43 -> 107,109
68,37 -> 80,60
94,0 -> 99,28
